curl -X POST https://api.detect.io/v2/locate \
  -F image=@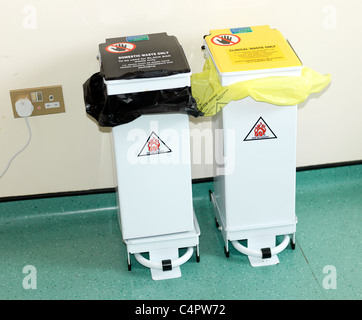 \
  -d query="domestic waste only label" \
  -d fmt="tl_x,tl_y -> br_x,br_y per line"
117,51 -> 173,70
